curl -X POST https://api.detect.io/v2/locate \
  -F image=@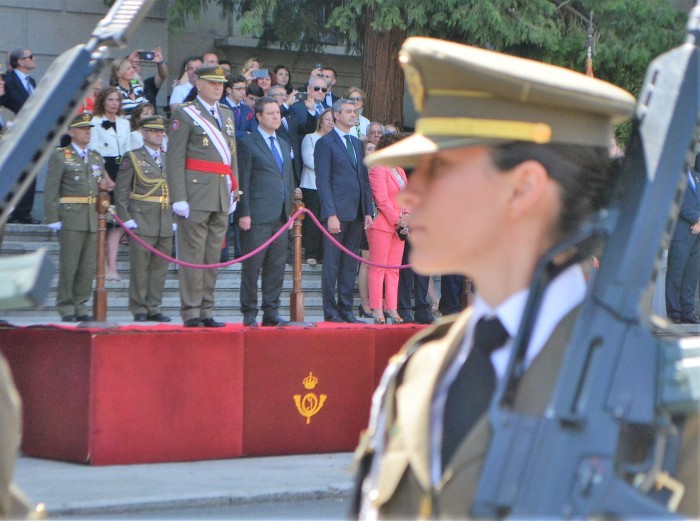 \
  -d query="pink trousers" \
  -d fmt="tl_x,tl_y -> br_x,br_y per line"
367,226 -> 405,309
